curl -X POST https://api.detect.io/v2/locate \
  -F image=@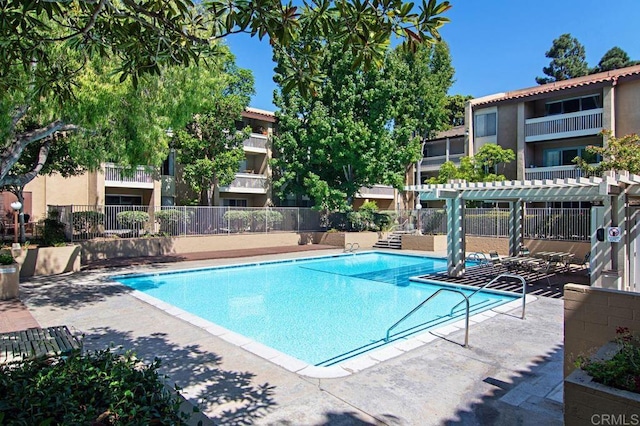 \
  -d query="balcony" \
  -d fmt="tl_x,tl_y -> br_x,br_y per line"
104,163 -> 155,189
525,109 -> 603,142
219,173 -> 268,194
524,165 -> 593,181
243,134 -> 268,153
356,185 -> 395,199
420,153 -> 464,171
